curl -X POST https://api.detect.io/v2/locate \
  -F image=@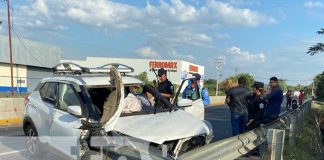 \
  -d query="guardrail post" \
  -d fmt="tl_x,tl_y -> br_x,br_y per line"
288,114 -> 297,145
266,129 -> 285,160
300,107 -> 305,130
